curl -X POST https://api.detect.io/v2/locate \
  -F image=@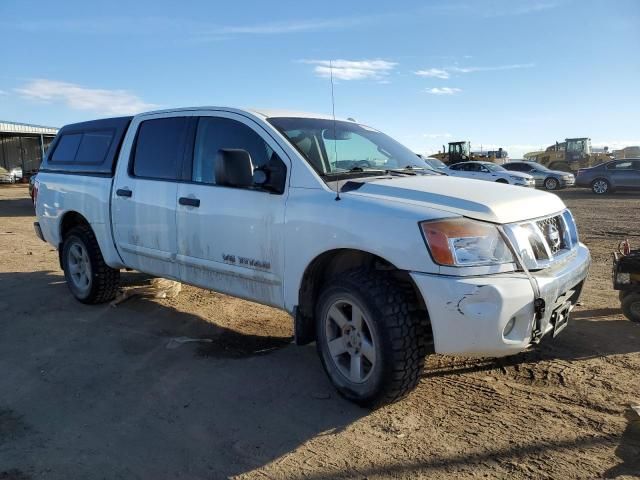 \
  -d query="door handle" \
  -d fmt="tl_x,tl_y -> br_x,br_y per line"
116,188 -> 132,197
179,197 -> 200,207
